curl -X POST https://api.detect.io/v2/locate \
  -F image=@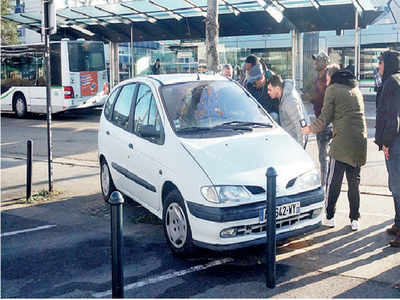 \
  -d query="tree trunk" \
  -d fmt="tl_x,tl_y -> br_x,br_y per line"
206,0 -> 219,72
